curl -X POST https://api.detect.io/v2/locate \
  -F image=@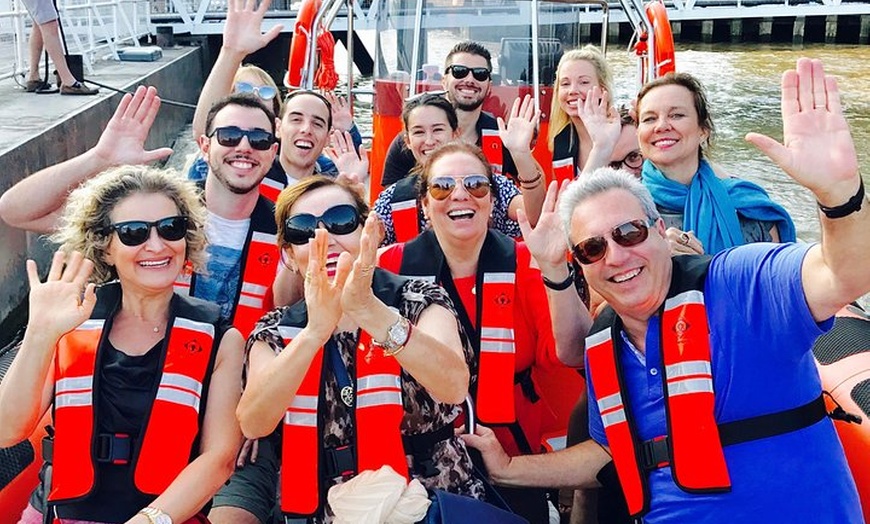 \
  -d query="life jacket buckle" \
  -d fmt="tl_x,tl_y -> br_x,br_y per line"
96,433 -> 132,465
324,444 -> 356,478
640,436 -> 670,471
